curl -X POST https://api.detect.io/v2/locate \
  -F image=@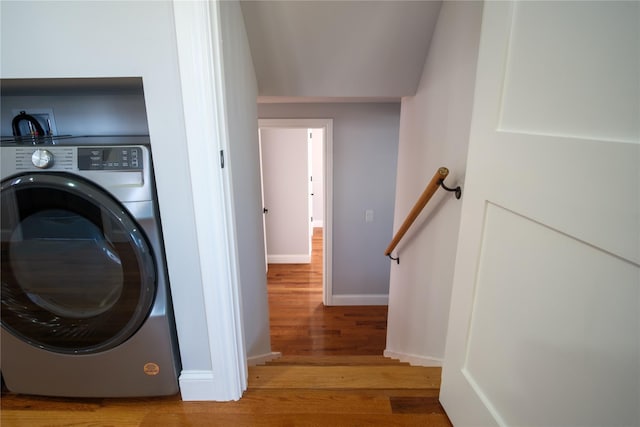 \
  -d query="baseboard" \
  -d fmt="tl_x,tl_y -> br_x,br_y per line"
179,370 -> 217,401
247,351 -> 282,366
383,349 -> 443,367
312,220 -> 324,228
267,254 -> 311,264
179,369 -> 245,401
328,294 -> 388,306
